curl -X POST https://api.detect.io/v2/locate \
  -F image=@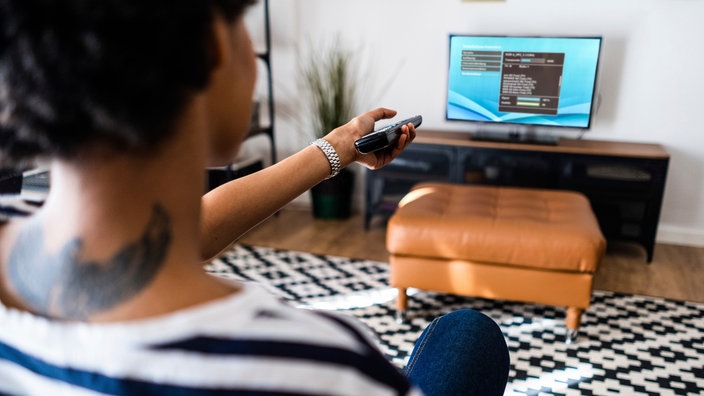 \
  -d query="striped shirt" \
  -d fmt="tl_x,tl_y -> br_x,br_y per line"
0,196 -> 421,395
